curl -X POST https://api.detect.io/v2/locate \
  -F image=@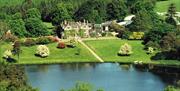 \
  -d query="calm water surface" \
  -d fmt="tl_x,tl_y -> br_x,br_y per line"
25,63 -> 168,91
